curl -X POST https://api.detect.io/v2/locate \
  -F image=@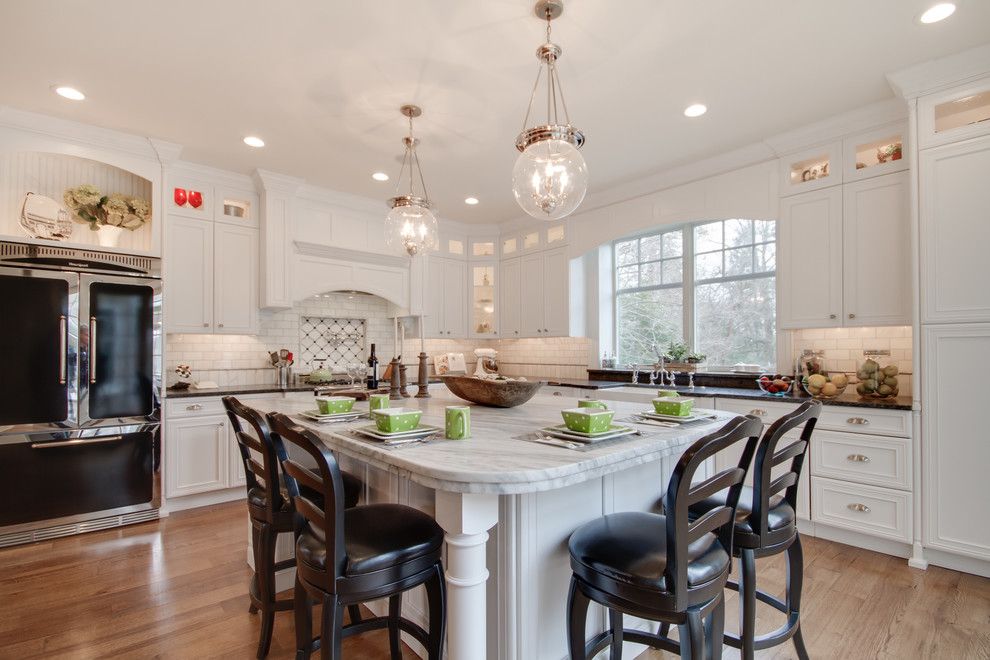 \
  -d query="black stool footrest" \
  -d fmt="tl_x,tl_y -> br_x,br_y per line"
724,579 -> 789,613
